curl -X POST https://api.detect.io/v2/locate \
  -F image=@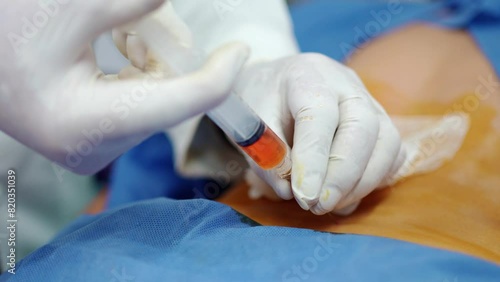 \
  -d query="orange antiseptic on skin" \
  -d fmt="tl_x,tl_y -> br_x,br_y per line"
219,87 -> 500,264
225,25 -> 500,264
239,126 -> 288,170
